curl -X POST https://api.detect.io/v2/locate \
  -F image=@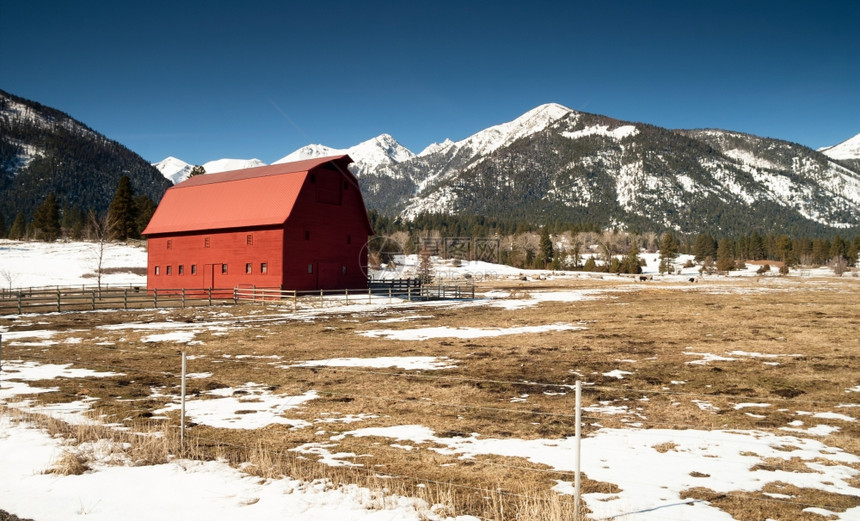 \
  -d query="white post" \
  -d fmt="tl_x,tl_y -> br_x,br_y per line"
180,351 -> 187,449
574,380 -> 582,519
